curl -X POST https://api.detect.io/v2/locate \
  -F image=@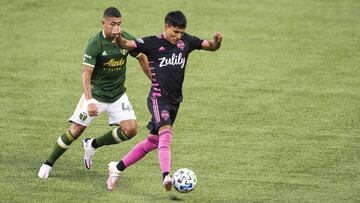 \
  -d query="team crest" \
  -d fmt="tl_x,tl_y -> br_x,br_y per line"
120,49 -> 128,55
177,40 -> 185,50
79,112 -> 88,121
161,110 -> 170,121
